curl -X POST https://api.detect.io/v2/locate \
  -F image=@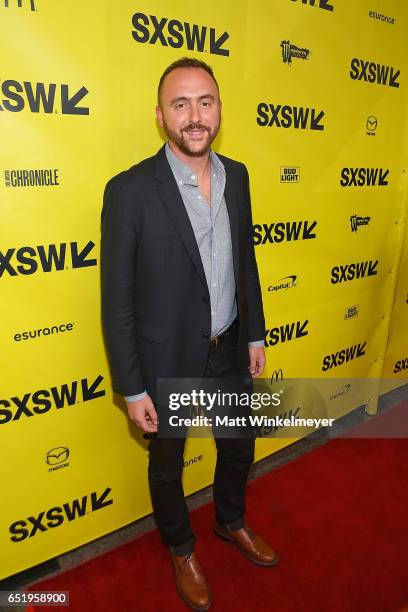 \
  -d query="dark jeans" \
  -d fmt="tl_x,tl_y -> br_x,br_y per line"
147,321 -> 255,555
